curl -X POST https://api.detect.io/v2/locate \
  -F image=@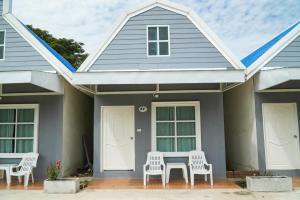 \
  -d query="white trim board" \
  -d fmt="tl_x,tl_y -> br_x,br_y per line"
0,104 -> 39,158
73,70 -> 245,85
246,23 -> 300,79
78,0 -> 245,72
151,101 -> 201,157
254,68 -> 300,91
0,71 -> 64,93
